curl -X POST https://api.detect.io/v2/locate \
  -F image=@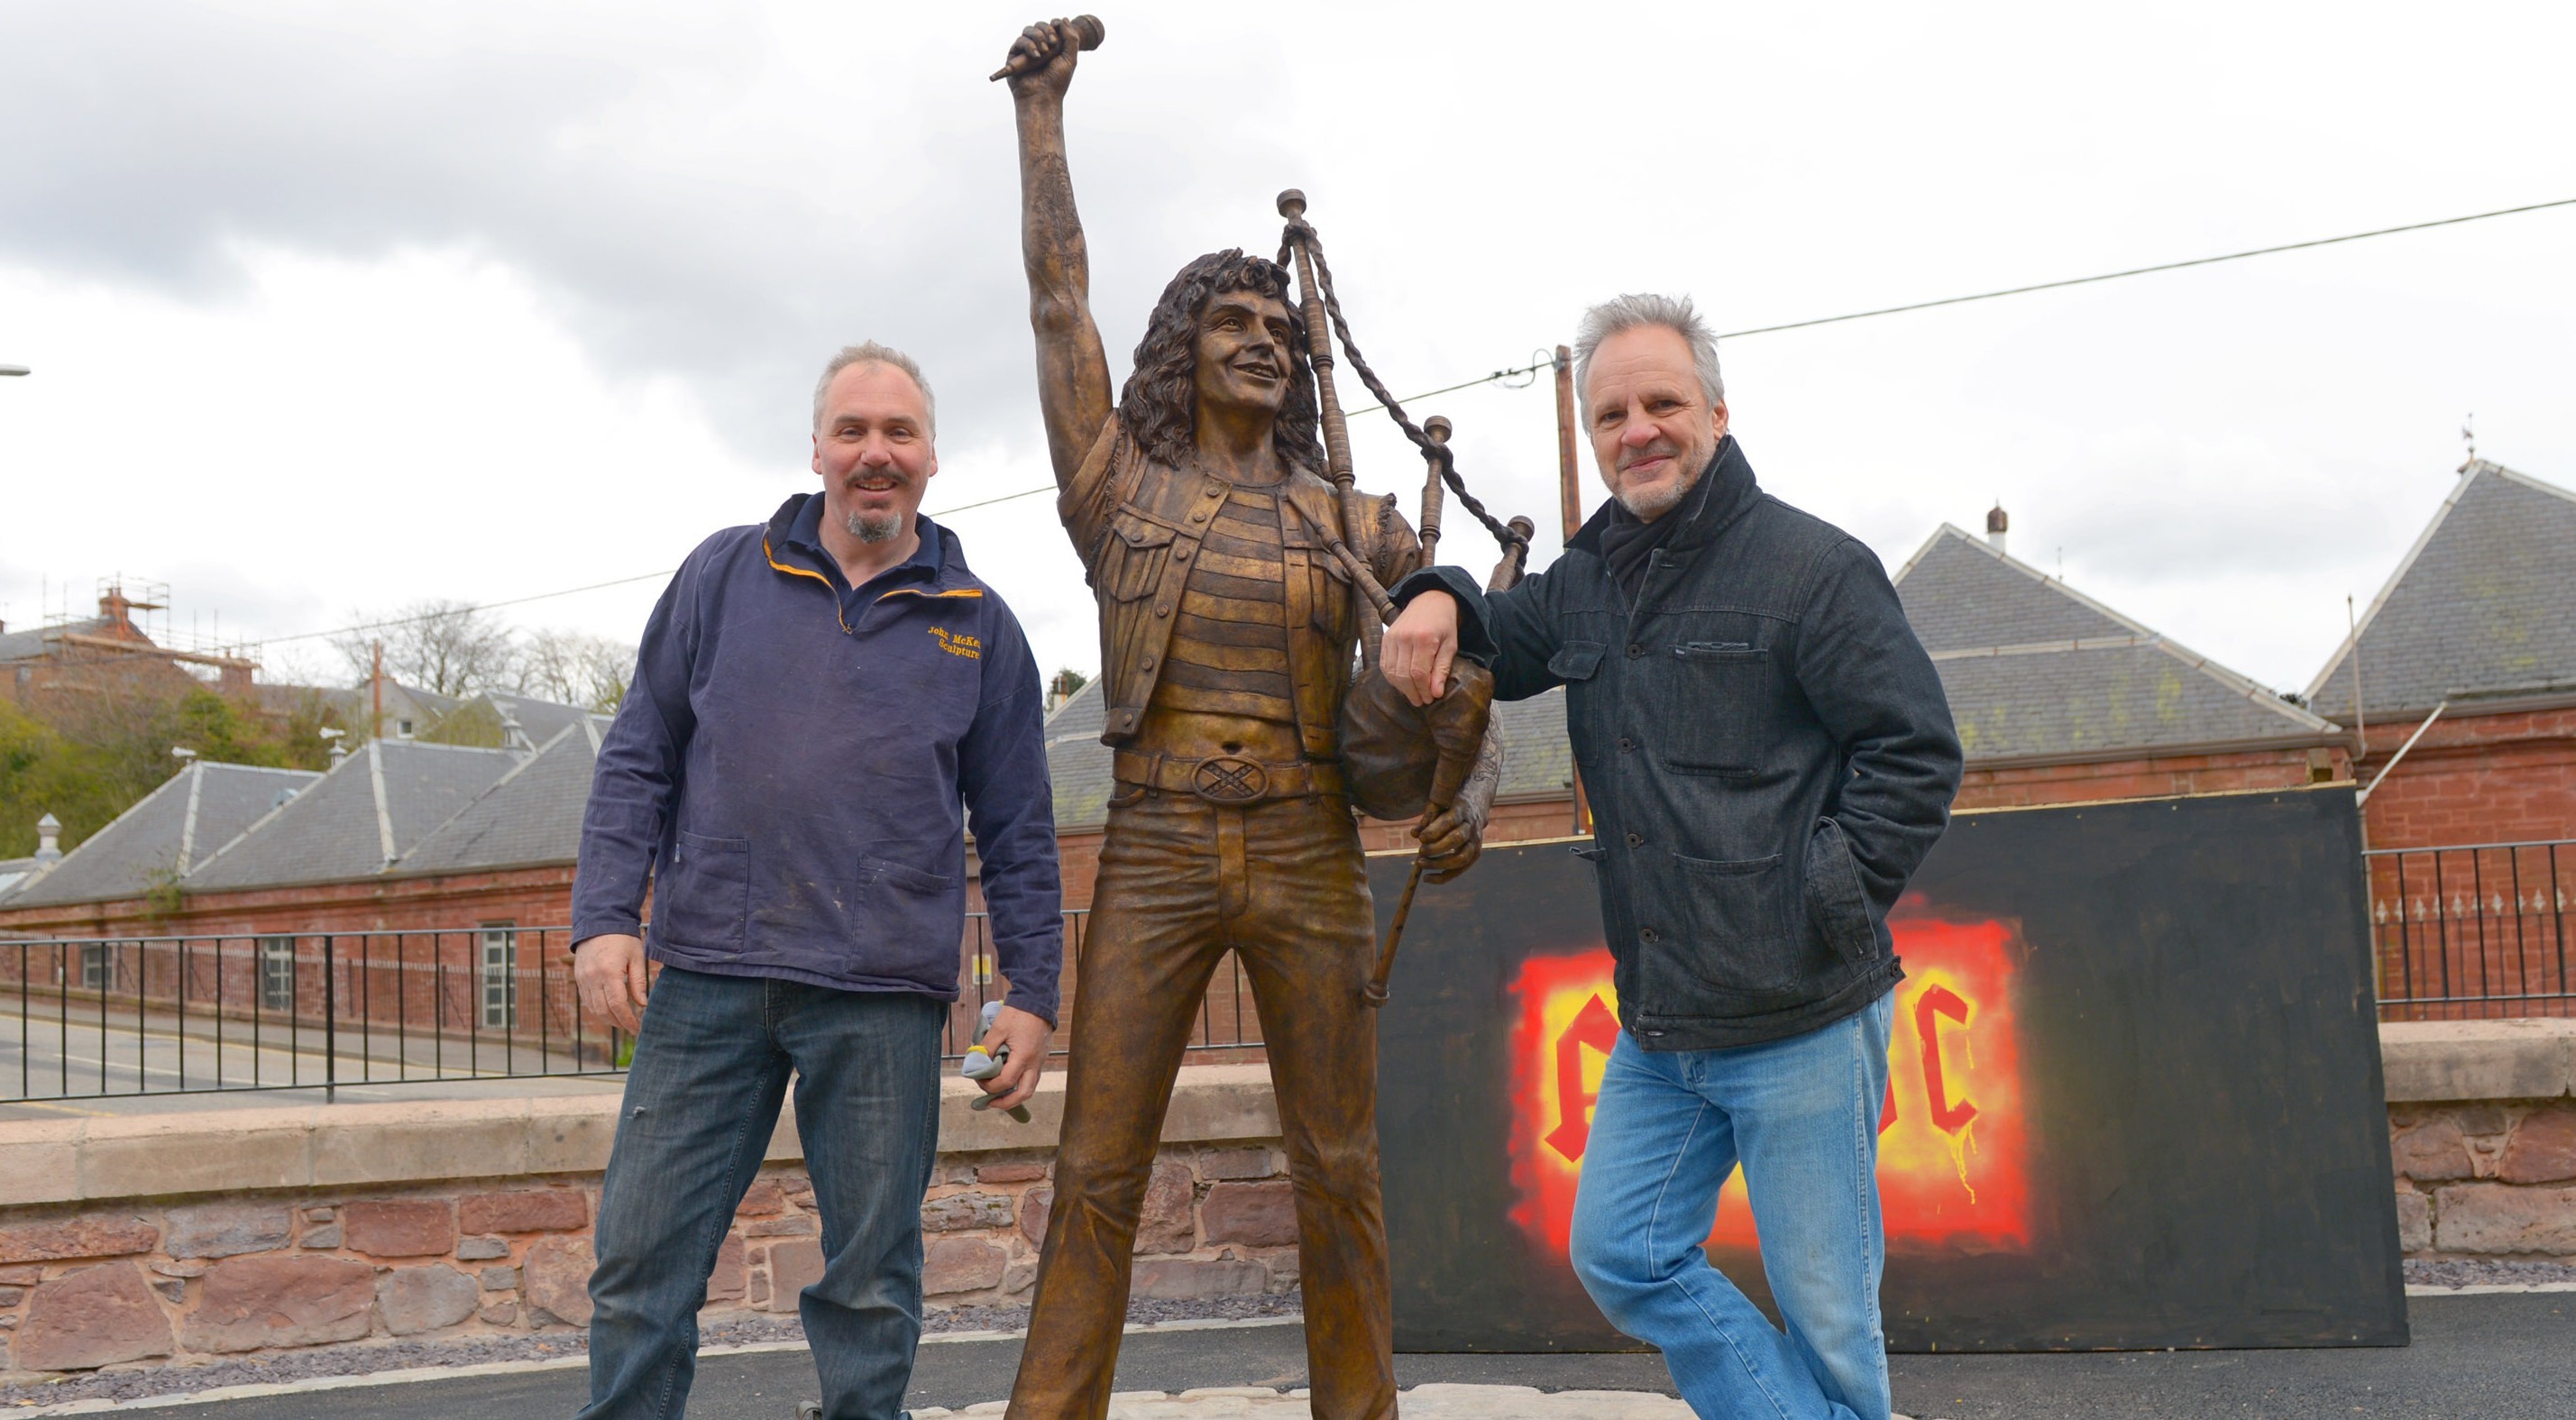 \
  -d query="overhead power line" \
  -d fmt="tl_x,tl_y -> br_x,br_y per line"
245,196 -> 2570,651
1711,197 -> 2576,339
261,572 -> 680,646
